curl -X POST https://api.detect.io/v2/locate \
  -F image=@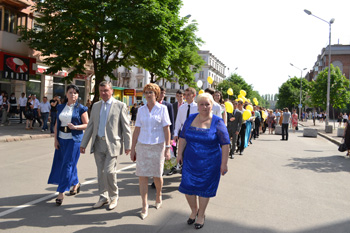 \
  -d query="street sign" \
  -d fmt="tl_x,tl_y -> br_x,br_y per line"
298,104 -> 302,108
